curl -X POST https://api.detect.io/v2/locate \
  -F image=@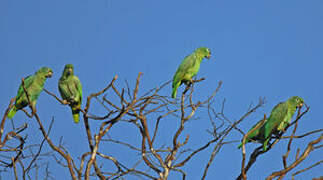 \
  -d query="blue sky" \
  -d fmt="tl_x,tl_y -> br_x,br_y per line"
1,0 -> 322,179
